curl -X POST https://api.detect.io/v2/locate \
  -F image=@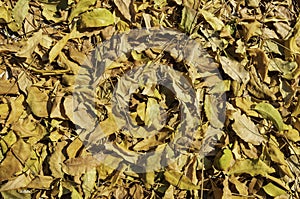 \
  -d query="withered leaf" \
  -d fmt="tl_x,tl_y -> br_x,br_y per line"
164,170 -> 200,190
62,156 -> 99,176
114,0 -> 132,21
219,56 -> 249,83
8,0 -> 29,31
26,87 -> 49,118
48,27 -> 77,63
200,9 -> 224,31
49,141 -> 67,178
231,110 -> 264,145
